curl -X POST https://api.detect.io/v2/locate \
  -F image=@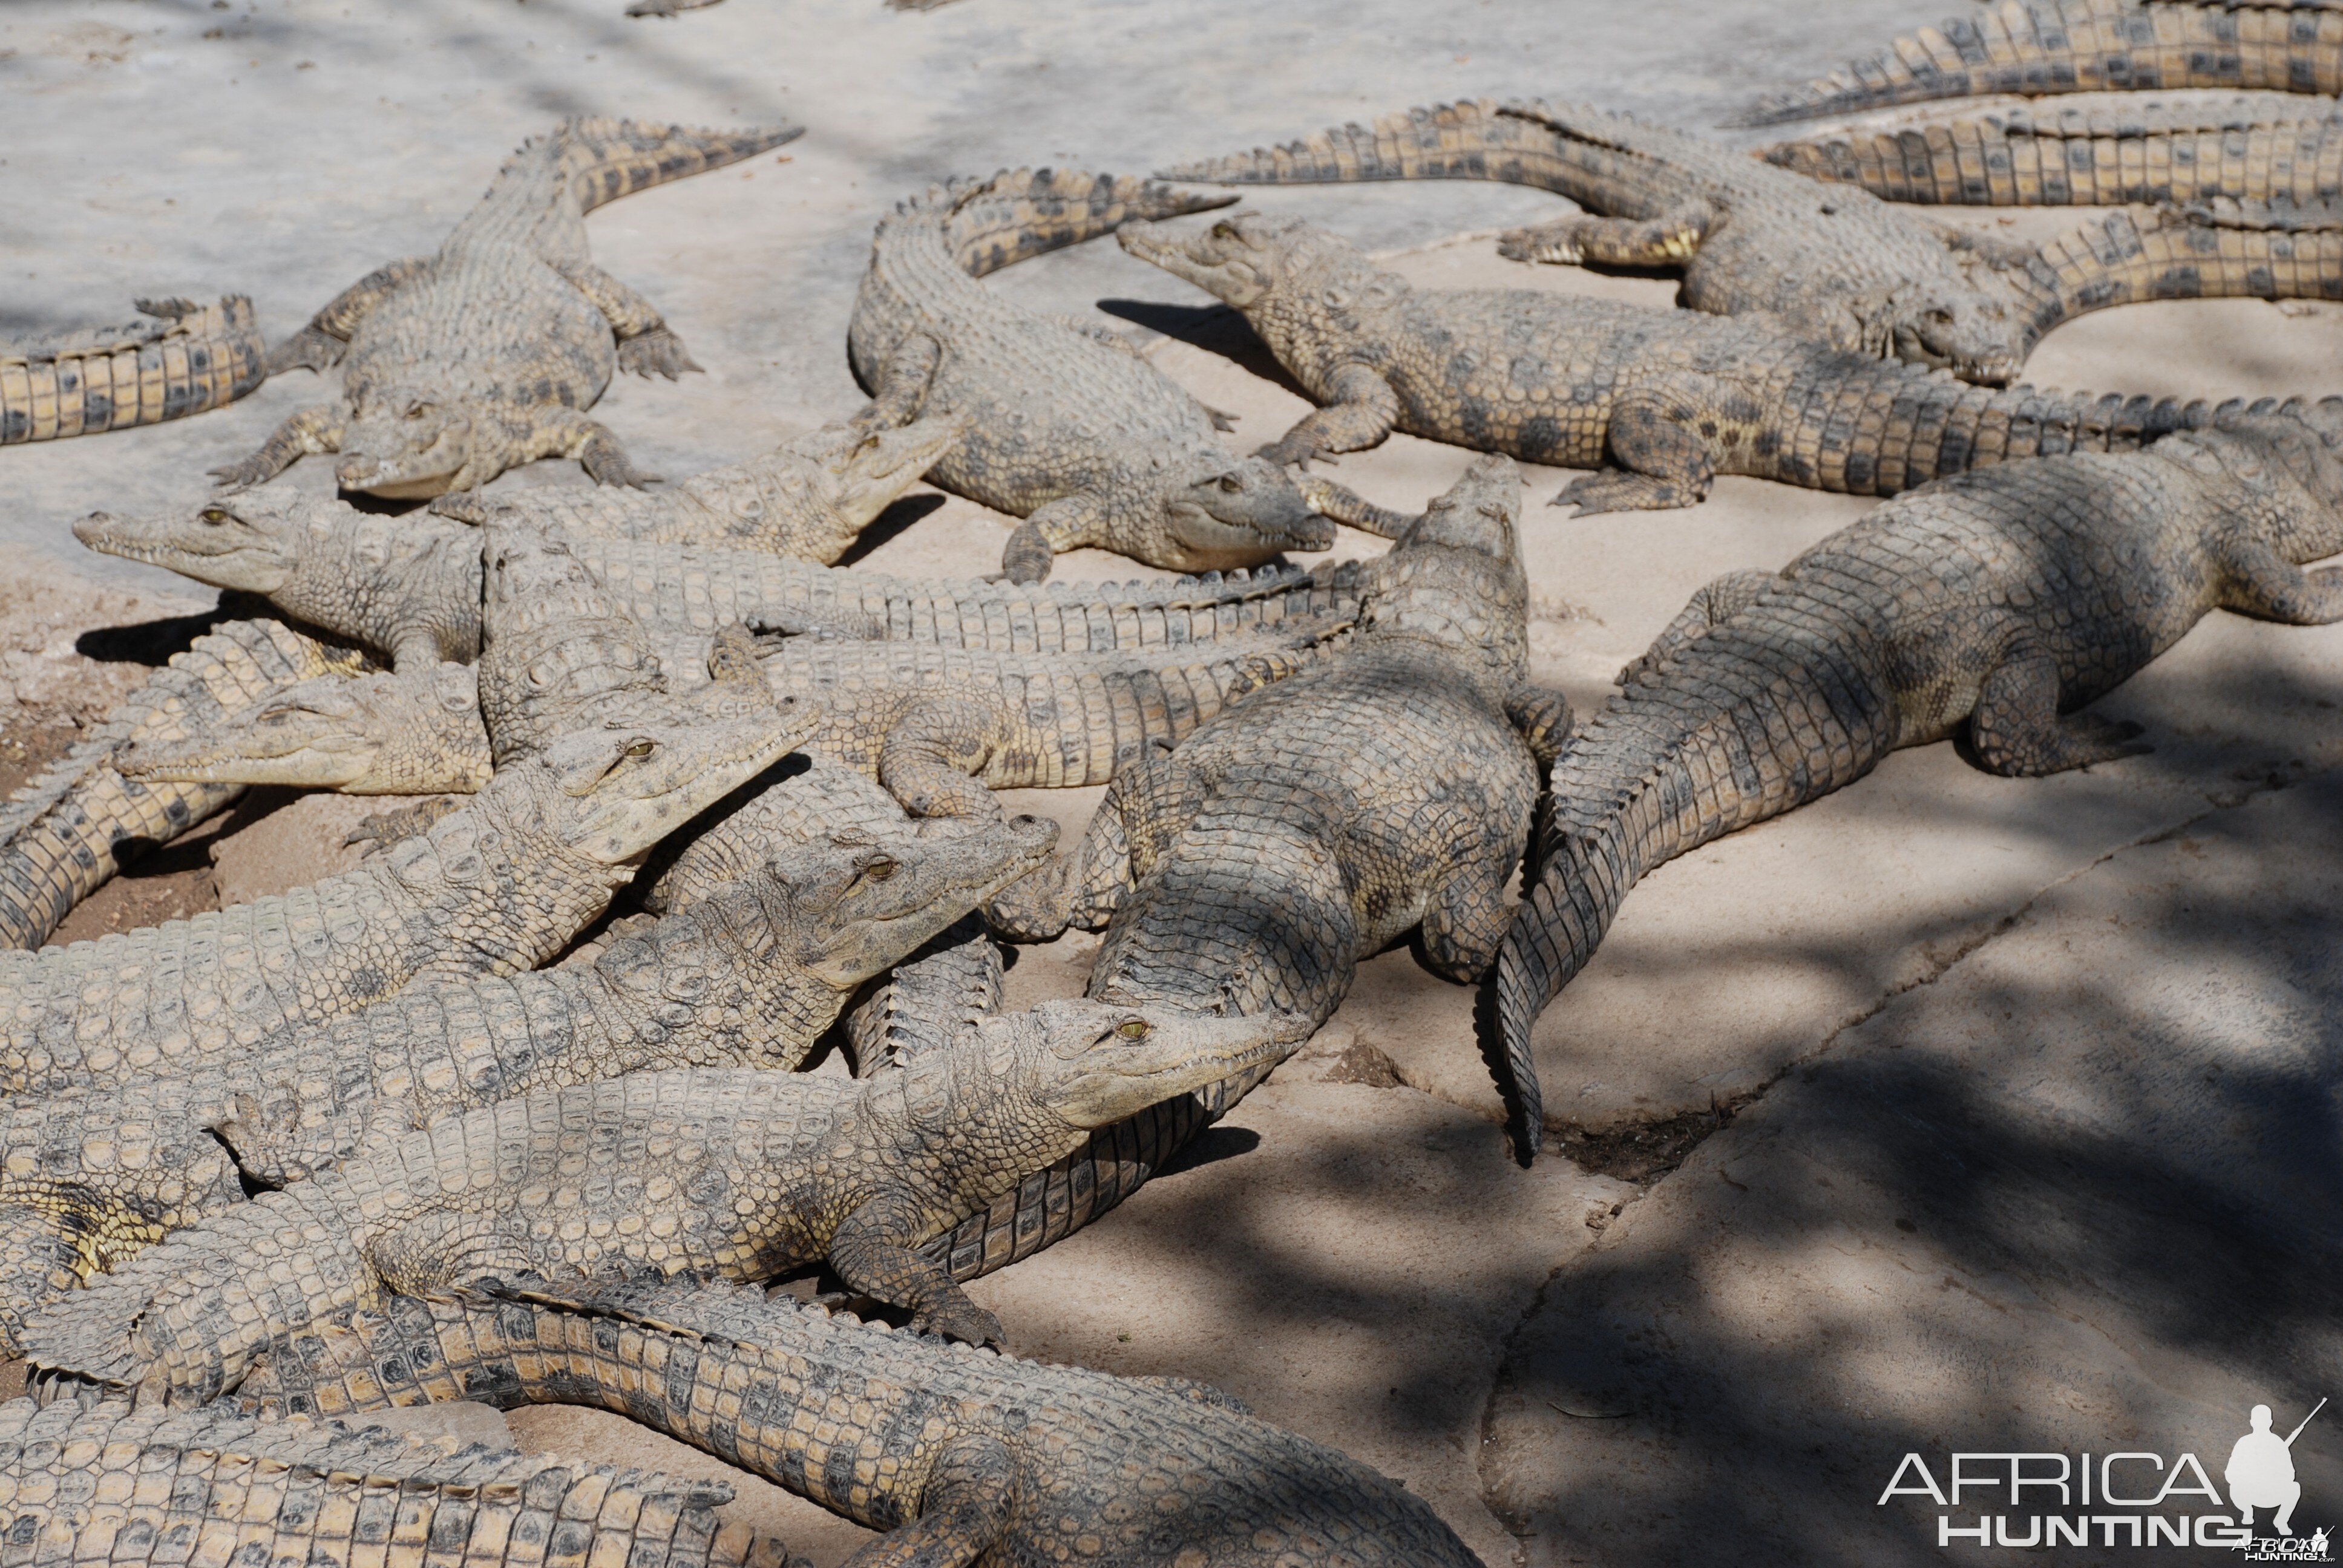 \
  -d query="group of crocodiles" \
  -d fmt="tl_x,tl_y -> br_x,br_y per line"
11,9 -> 2343,1557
